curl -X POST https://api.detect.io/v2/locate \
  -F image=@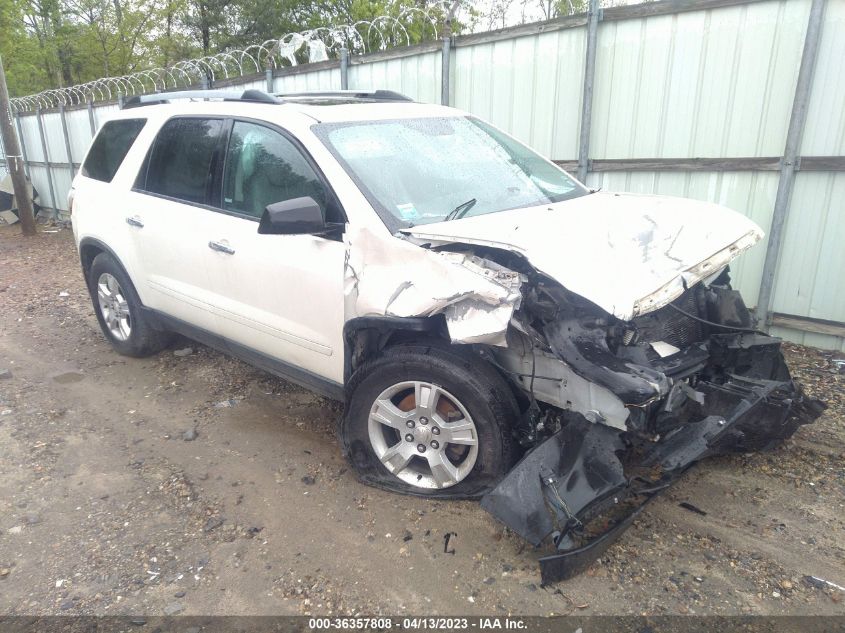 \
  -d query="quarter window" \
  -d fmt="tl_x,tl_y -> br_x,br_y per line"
81,119 -> 146,183
143,118 -> 223,205
222,121 -> 327,219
